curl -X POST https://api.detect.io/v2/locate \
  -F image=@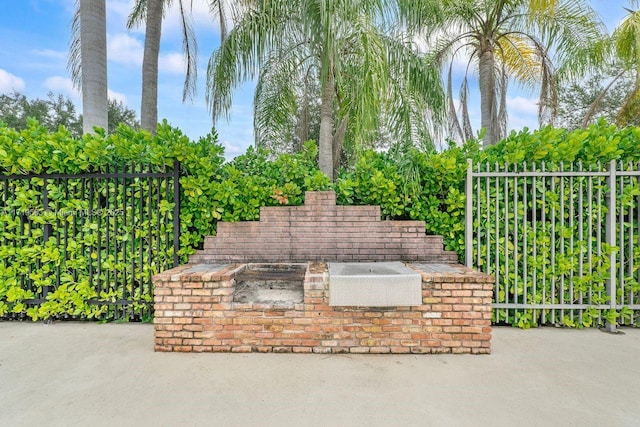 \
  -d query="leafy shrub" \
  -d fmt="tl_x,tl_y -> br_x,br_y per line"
0,120 -> 225,321
3,117 -> 640,327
